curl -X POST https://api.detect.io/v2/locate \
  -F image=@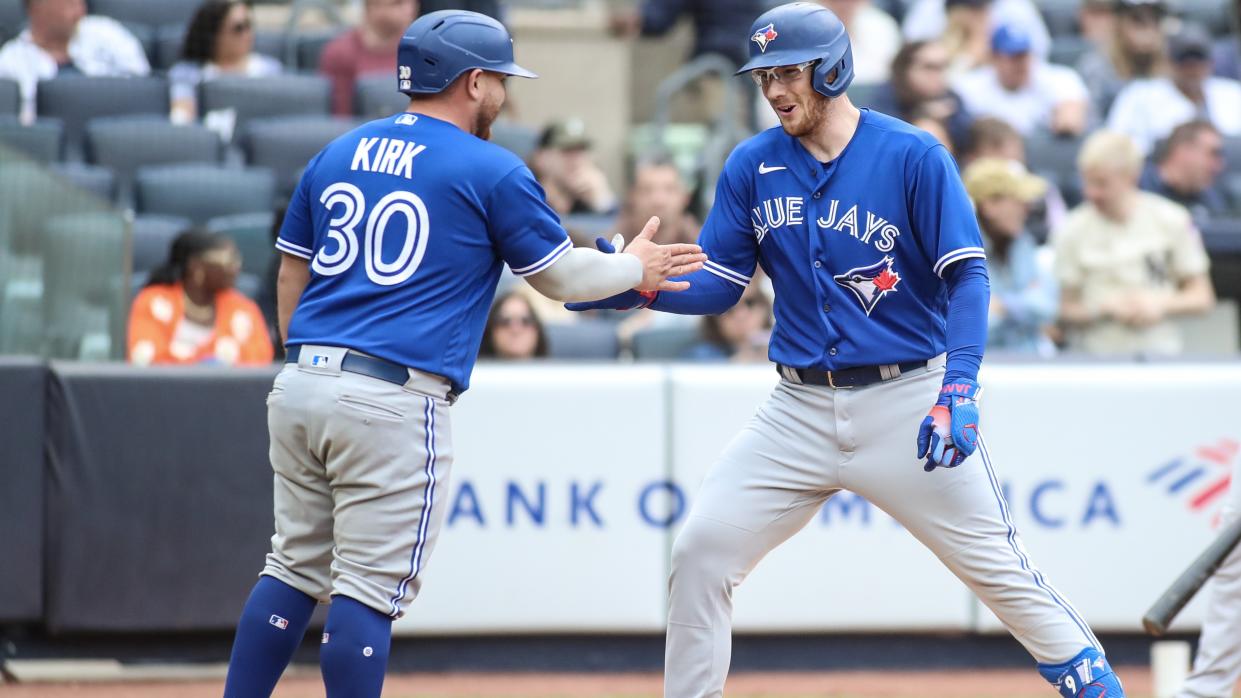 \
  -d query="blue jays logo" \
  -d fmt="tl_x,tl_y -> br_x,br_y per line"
1147,438 -> 1237,520
751,23 -> 778,52
834,256 -> 901,316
